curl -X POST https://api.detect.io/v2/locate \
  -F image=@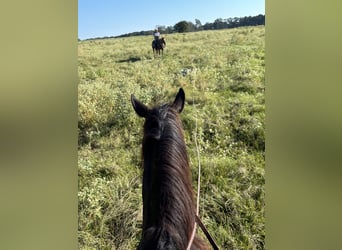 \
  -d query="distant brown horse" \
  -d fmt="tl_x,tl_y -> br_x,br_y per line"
131,88 -> 209,250
152,37 -> 166,57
